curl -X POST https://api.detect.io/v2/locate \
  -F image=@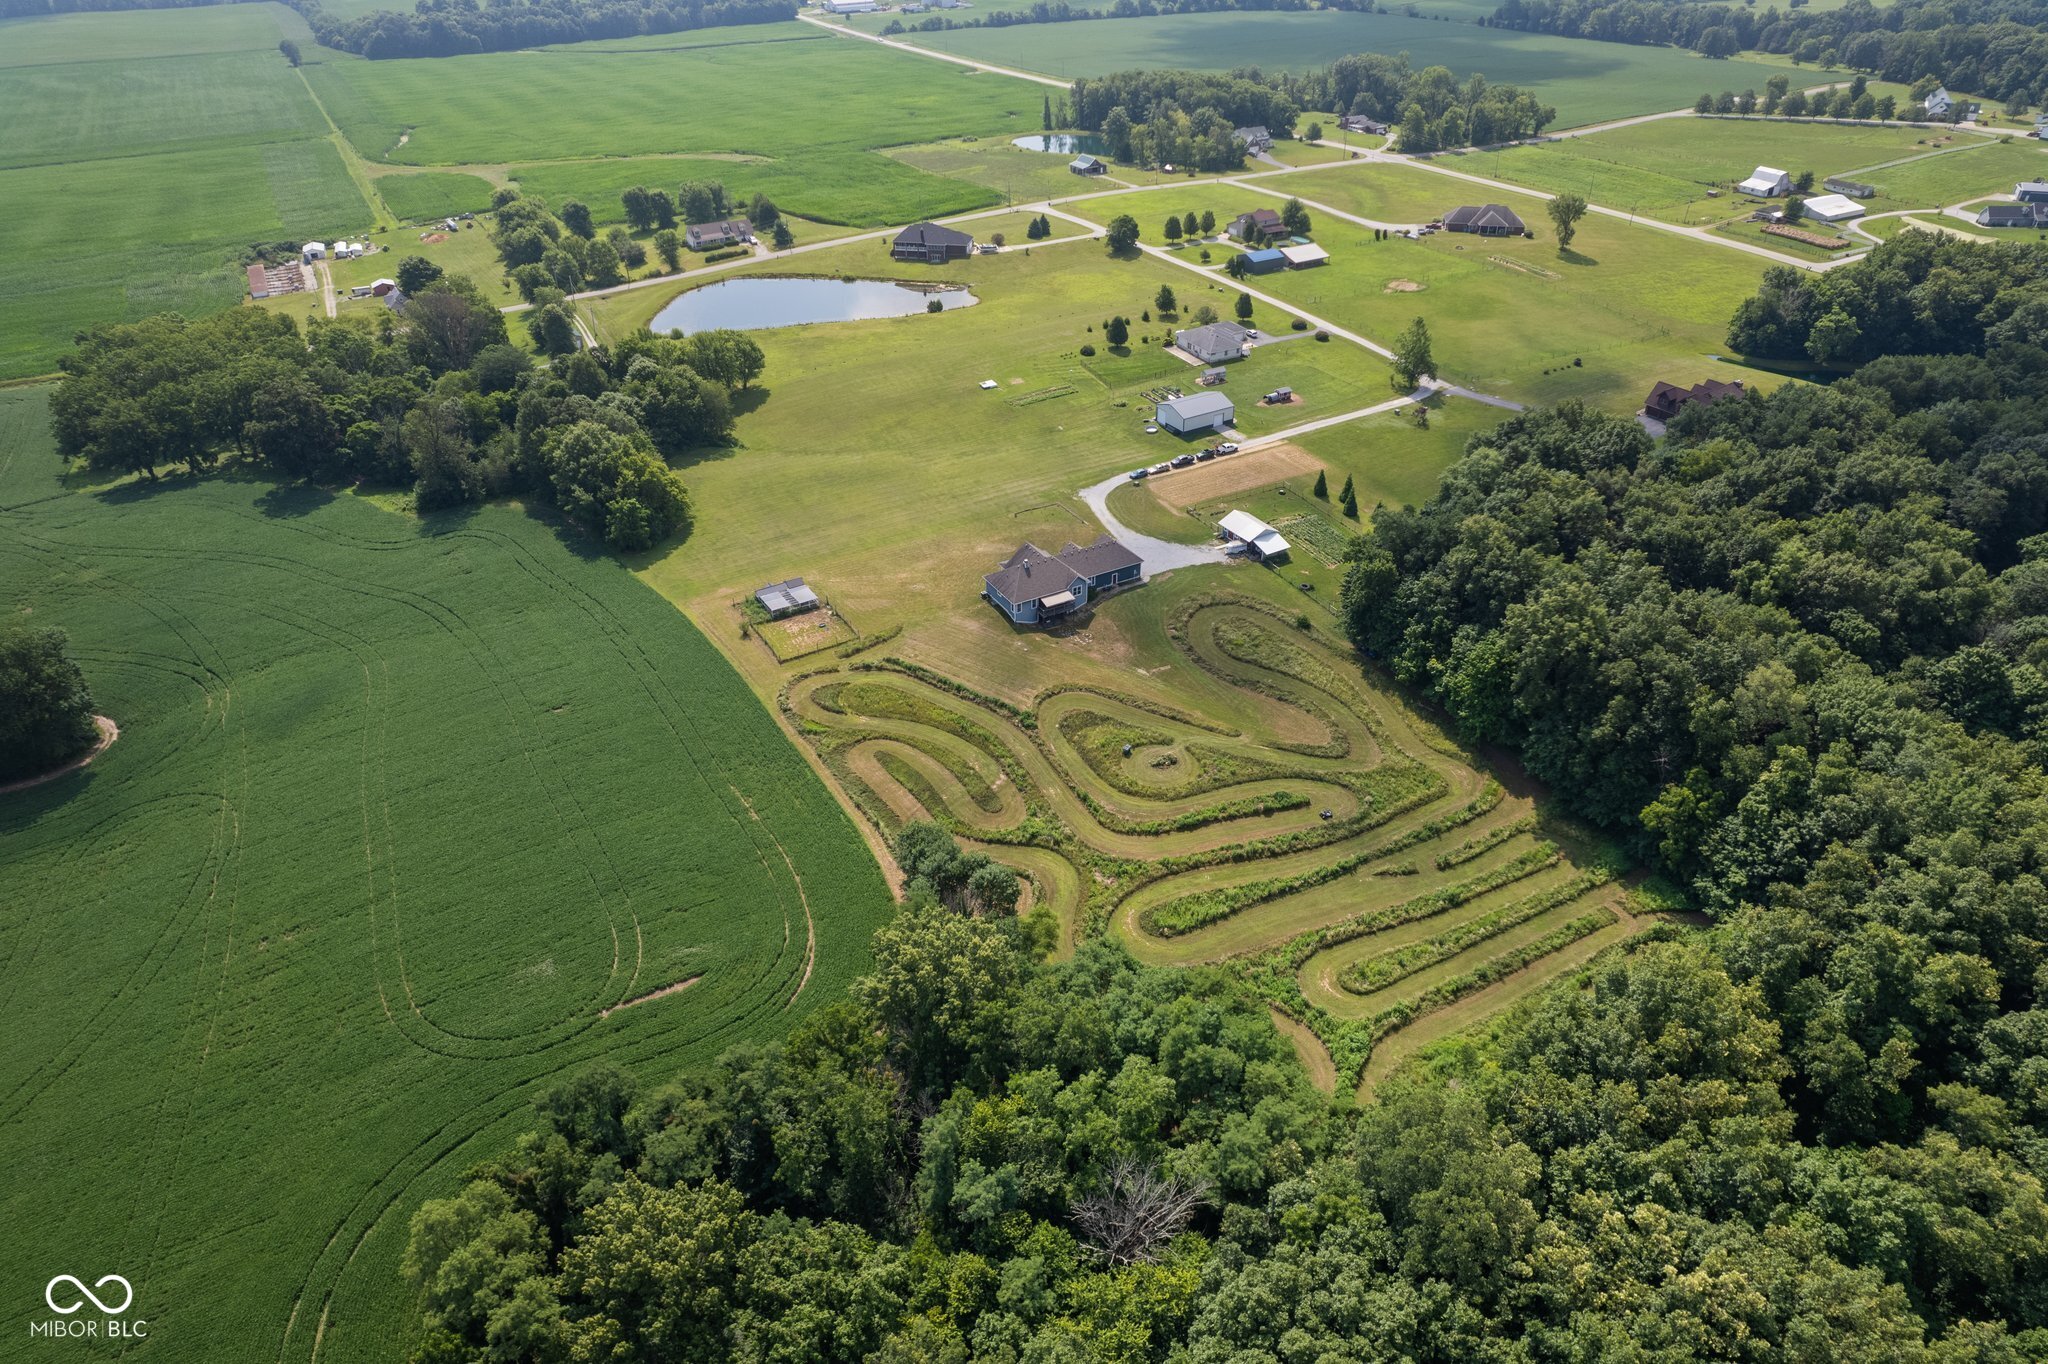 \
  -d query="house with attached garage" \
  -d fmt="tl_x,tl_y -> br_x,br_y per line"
983,537 -> 1141,626
1234,125 -> 1273,154
686,218 -> 756,250
1443,204 -> 1527,236
1738,166 -> 1793,197
1227,208 -> 1286,241
1157,391 -> 1236,435
1976,202 -> 2048,228
2017,181 -> 2048,204
1174,321 -> 1251,364
1339,114 -> 1389,135
1642,377 -> 1744,424
892,221 -> 975,263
